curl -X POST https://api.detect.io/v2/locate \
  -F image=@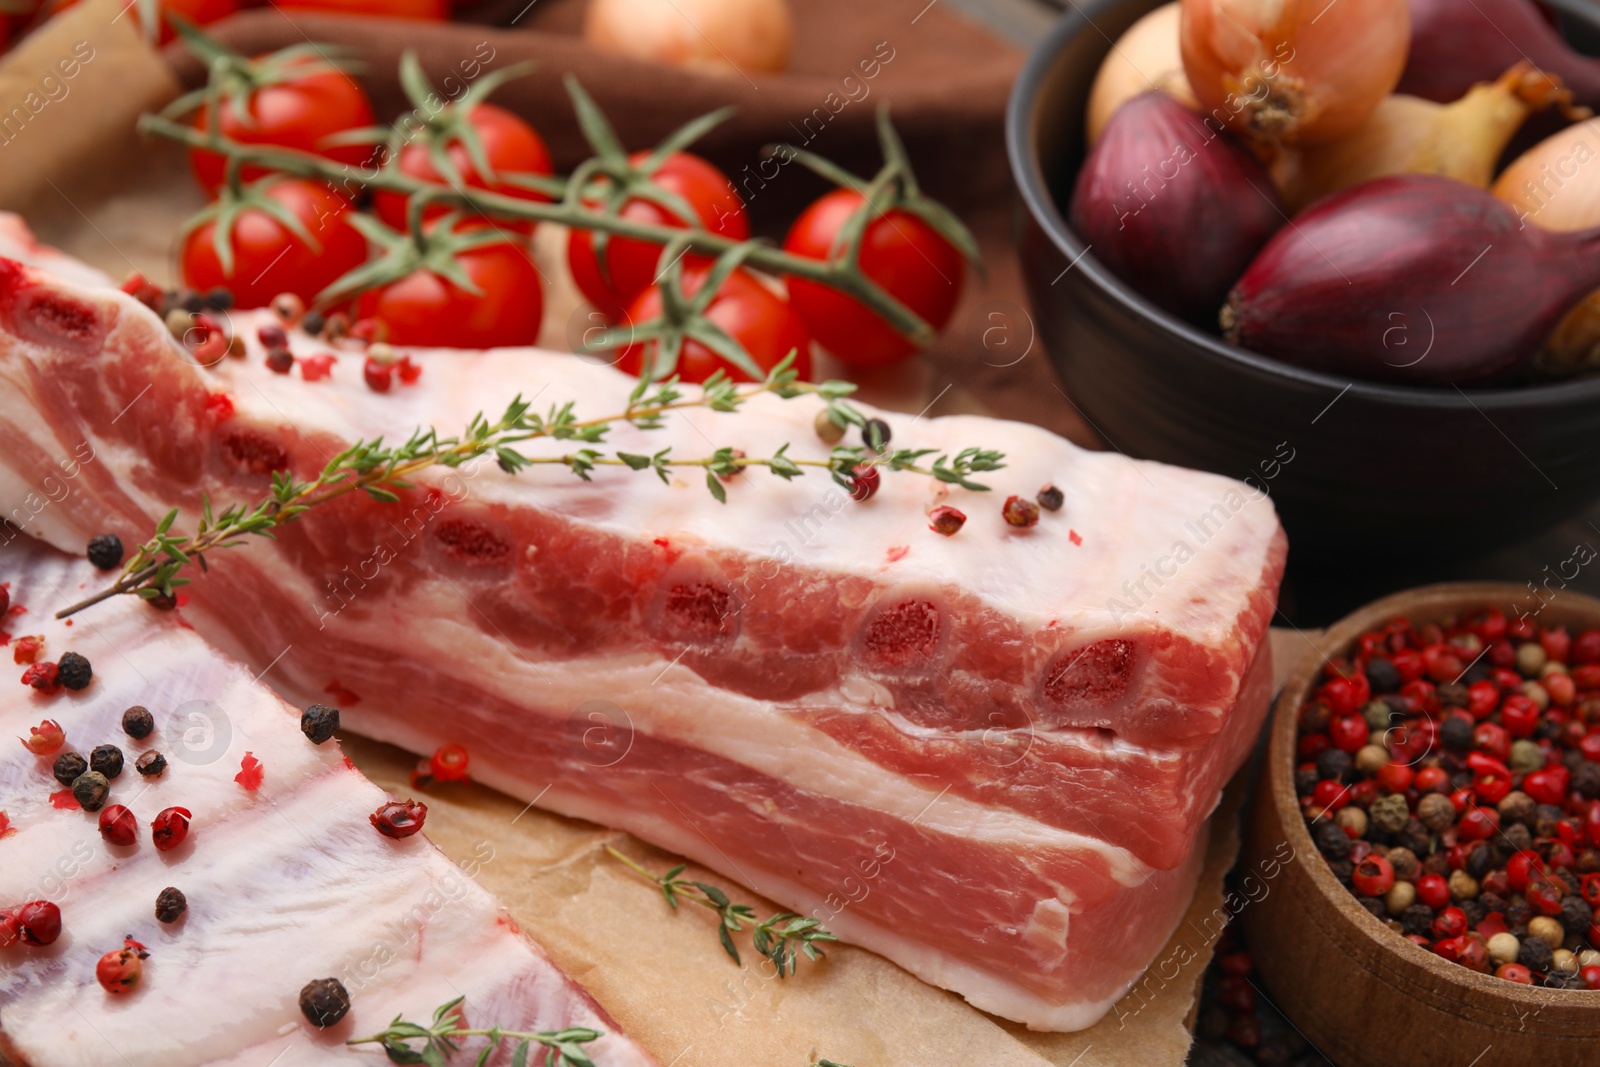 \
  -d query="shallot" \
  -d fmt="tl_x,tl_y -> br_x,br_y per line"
1223,175 -> 1600,384
1179,0 -> 1410,144
1494,117 -> 1600,372
584,0 -> 792,76
1086,3 -> 1199,145
1071,91 -> 1284,324
1273,64 -> 1586,212
1400,0 -> 1600,107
